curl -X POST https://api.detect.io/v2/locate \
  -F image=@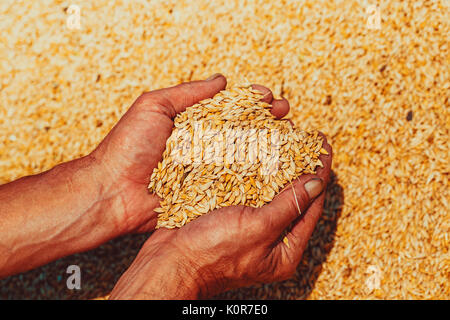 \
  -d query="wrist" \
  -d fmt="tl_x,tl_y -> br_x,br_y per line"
141,232 -> 226,299
110,234 -> 202,299
146,234 -> 204,299
60,154 -> 123,241
0,153 -> 123,277
87,148 -> 161,236
144,251 -> 201,299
